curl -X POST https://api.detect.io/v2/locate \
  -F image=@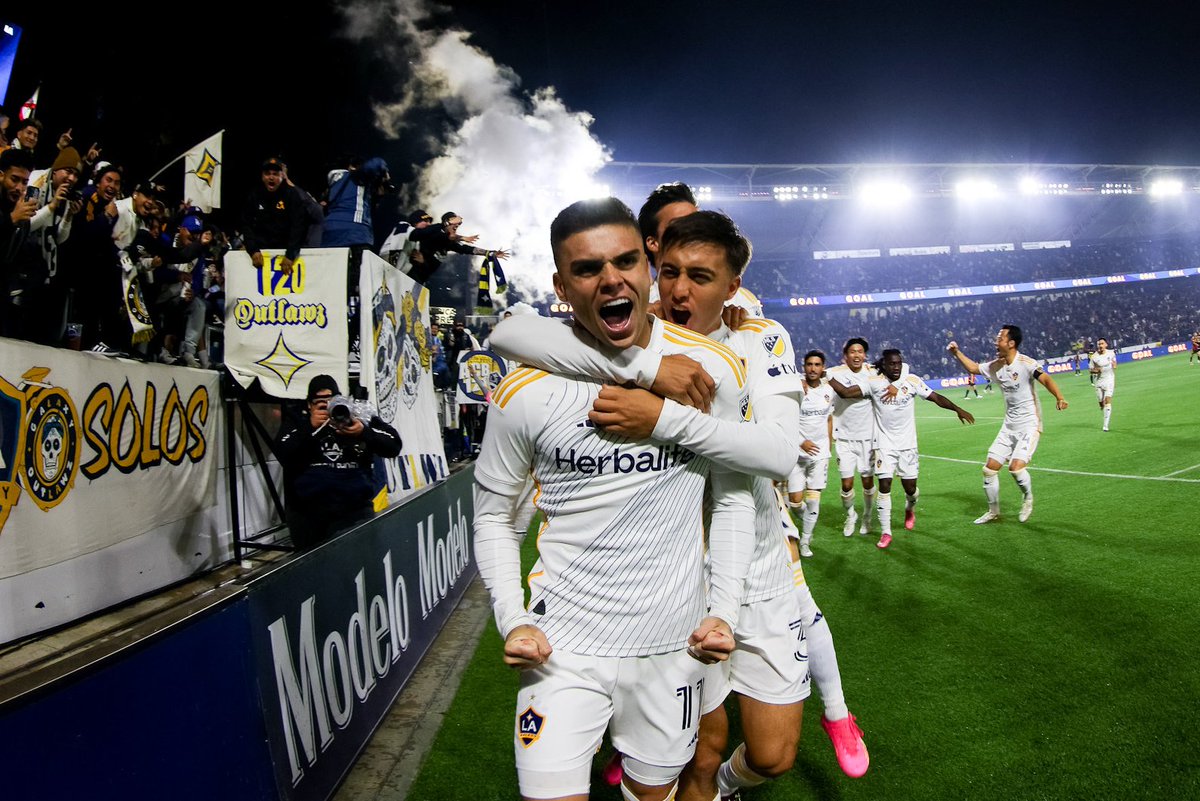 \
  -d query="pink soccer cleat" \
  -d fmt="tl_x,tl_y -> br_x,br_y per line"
602,751 -> 623,786
904,508 -> 916,530
876,533 -> 892,549
821,713 -> 870,778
